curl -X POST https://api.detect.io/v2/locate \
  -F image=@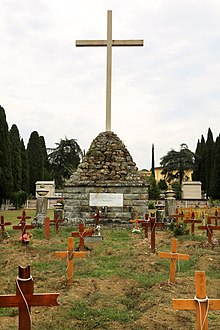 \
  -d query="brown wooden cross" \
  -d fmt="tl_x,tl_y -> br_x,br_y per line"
207,215 -> 220,226
141,217 -> 164,253
50,213 -> 64,234
0,215 -> 11,239
169,211 -> 184,223
184,212 -> 202,235
71,223 -> 95,251
158,238 -> 189,284
173,271 -> 220,330
198,223 -> 220,246
54,237 -> 87,286
13,212 -> 35,242
0,265 -> 59,330
17,210 -> 31,223
130,213 -> 146,231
